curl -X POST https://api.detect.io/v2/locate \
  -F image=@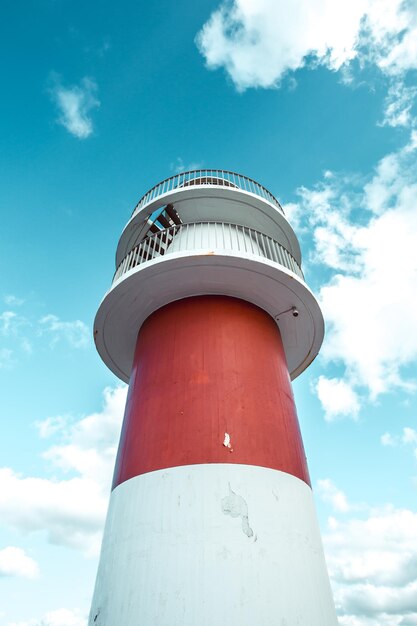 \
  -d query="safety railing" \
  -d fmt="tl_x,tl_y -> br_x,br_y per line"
132,169 -> 284,216
113,222 -> 302,284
